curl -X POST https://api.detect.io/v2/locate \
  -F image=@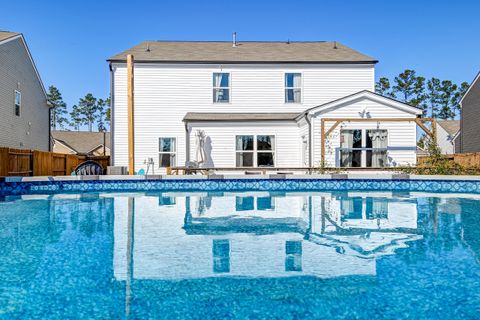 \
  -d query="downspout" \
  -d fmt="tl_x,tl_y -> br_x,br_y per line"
304,112 -> 313,168
109,62 -> 115,166
47,100 -> 53,152
184,121 -> 190,163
